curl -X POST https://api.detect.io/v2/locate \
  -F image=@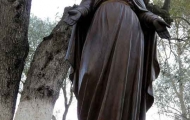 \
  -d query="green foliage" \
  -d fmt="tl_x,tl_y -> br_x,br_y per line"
170,0 -> 190,18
